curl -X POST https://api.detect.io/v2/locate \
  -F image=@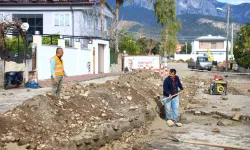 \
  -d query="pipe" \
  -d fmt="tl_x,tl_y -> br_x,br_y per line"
70,2 -> 74,46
